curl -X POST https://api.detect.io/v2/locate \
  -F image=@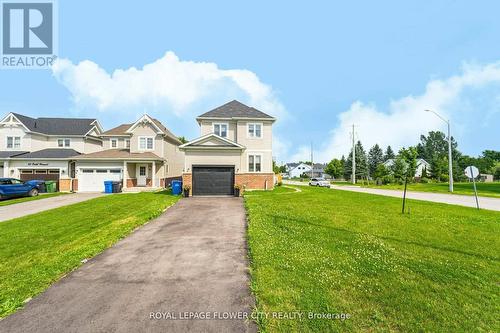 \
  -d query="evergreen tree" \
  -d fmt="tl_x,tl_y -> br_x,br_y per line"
391,156 -> 407,184
368,144 -> 384,177
344,141 -> 368,182
384,146 -> 395,161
